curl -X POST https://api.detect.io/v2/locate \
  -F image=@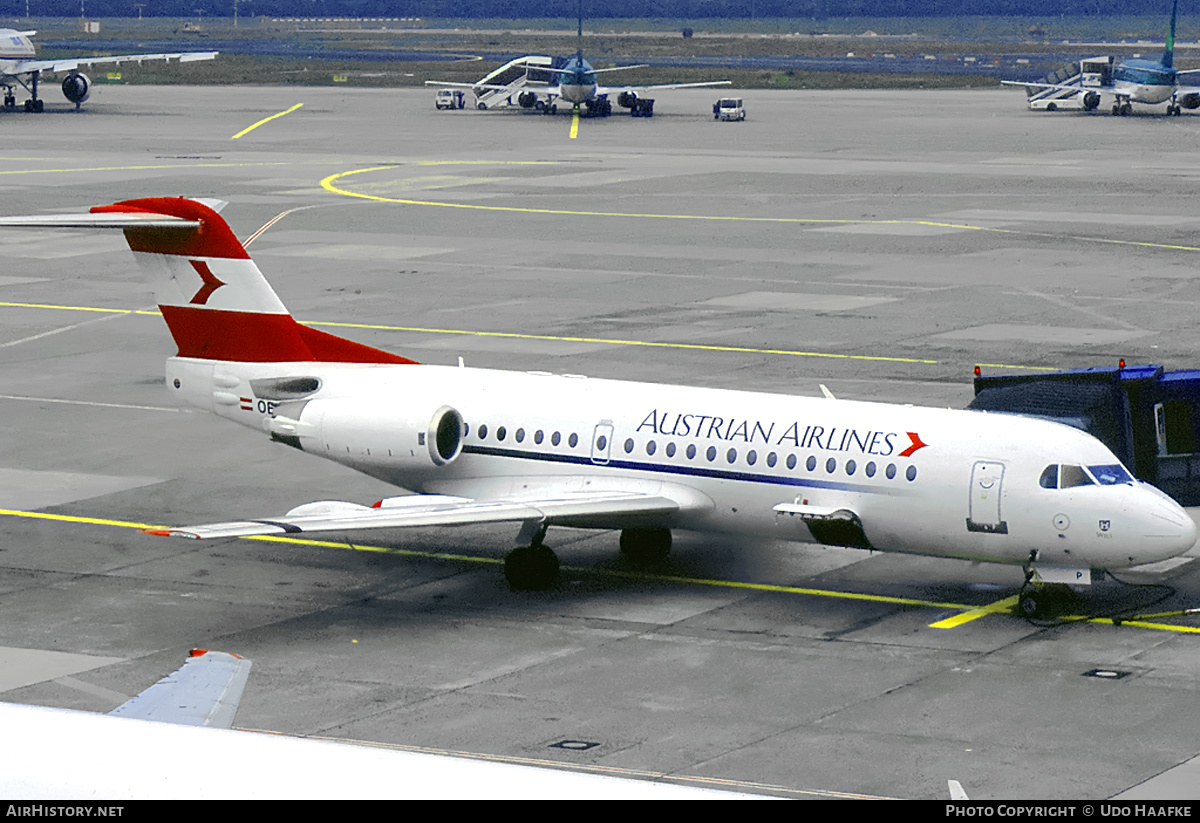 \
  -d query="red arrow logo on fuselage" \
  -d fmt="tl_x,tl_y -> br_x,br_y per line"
898,432 -> 928,458
188,260 -> 226,305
